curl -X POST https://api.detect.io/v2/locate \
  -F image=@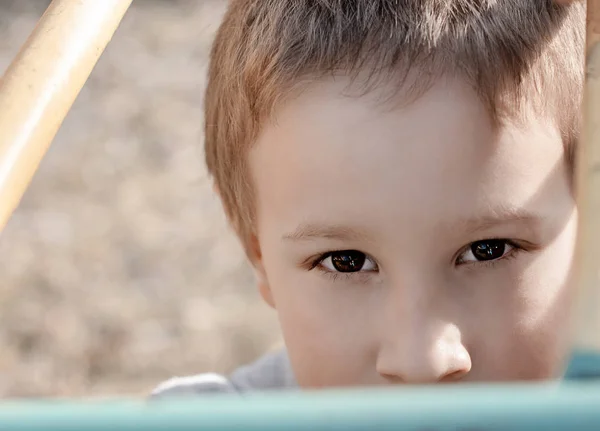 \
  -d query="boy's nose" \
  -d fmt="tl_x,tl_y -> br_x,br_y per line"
375,322 -> 472,384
